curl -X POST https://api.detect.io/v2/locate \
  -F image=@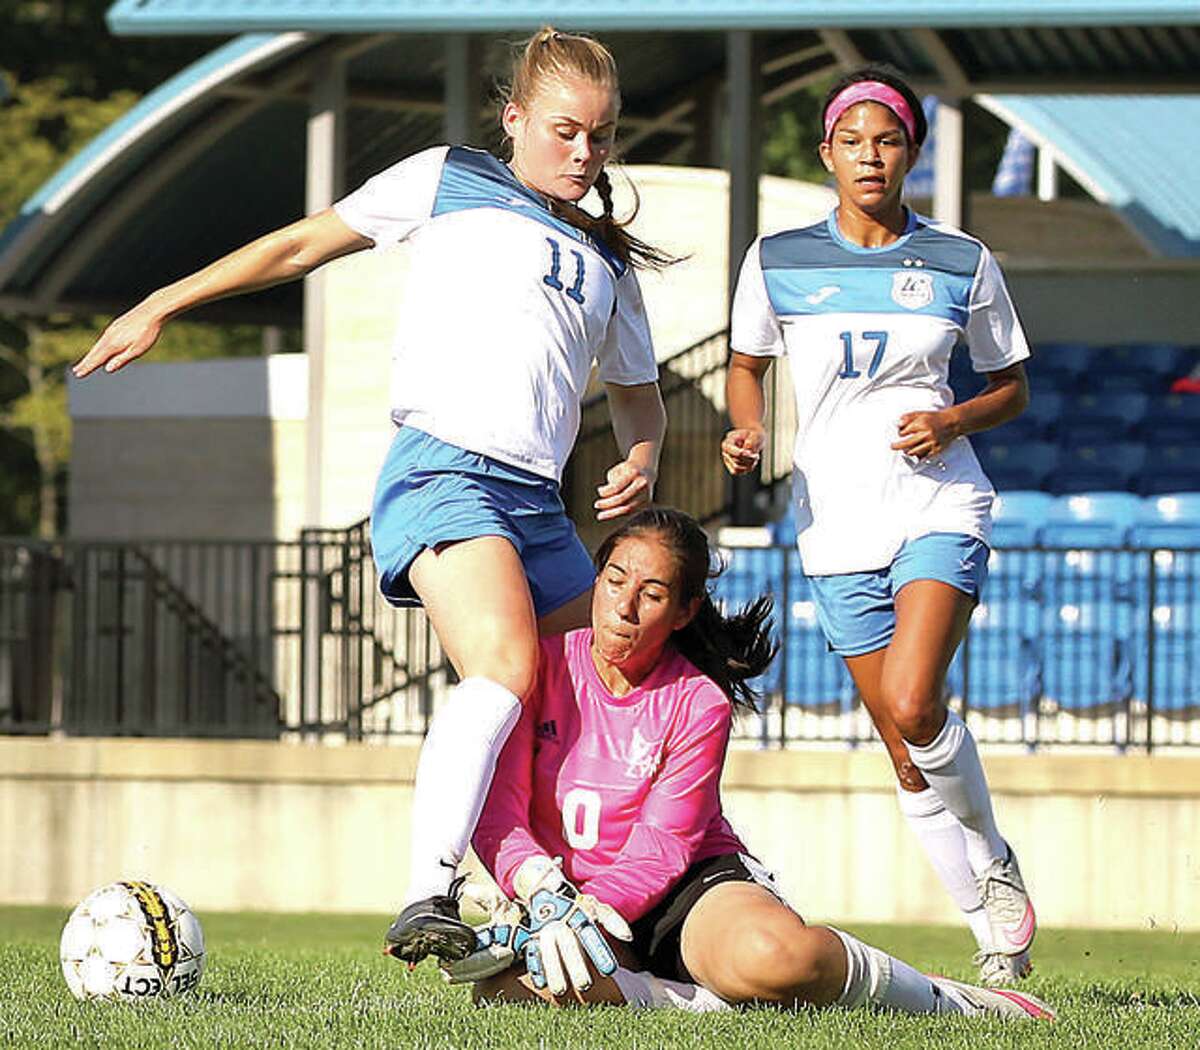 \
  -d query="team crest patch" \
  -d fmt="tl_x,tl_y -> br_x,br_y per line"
891,271 -> 934,310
